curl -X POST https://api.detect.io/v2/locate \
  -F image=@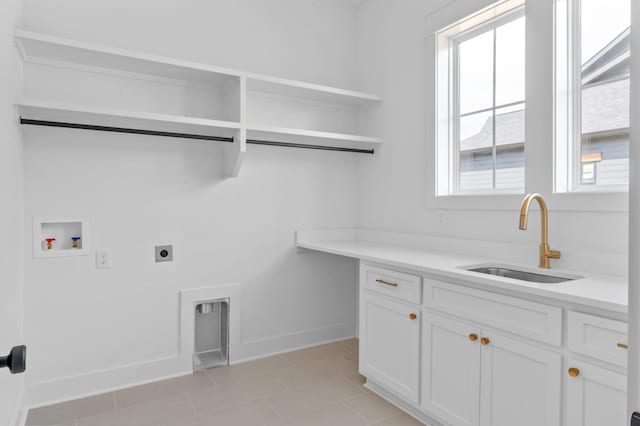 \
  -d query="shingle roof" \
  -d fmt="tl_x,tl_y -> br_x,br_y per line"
460,109 -> 524,152
582,78 -> 629,134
